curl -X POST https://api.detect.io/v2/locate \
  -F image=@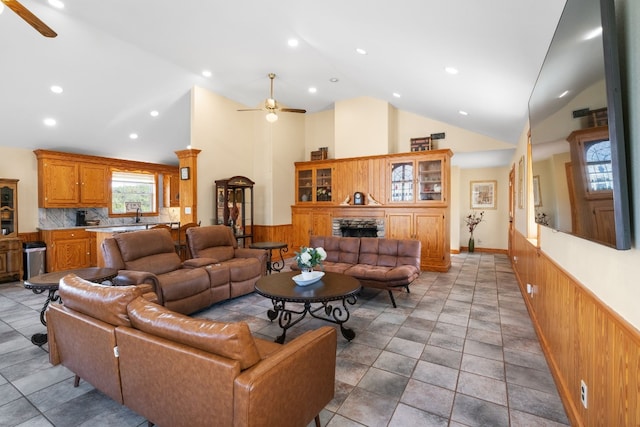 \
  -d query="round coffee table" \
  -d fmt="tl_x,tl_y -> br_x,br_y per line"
24,267 -> 118,346
254,271 -> 361,344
